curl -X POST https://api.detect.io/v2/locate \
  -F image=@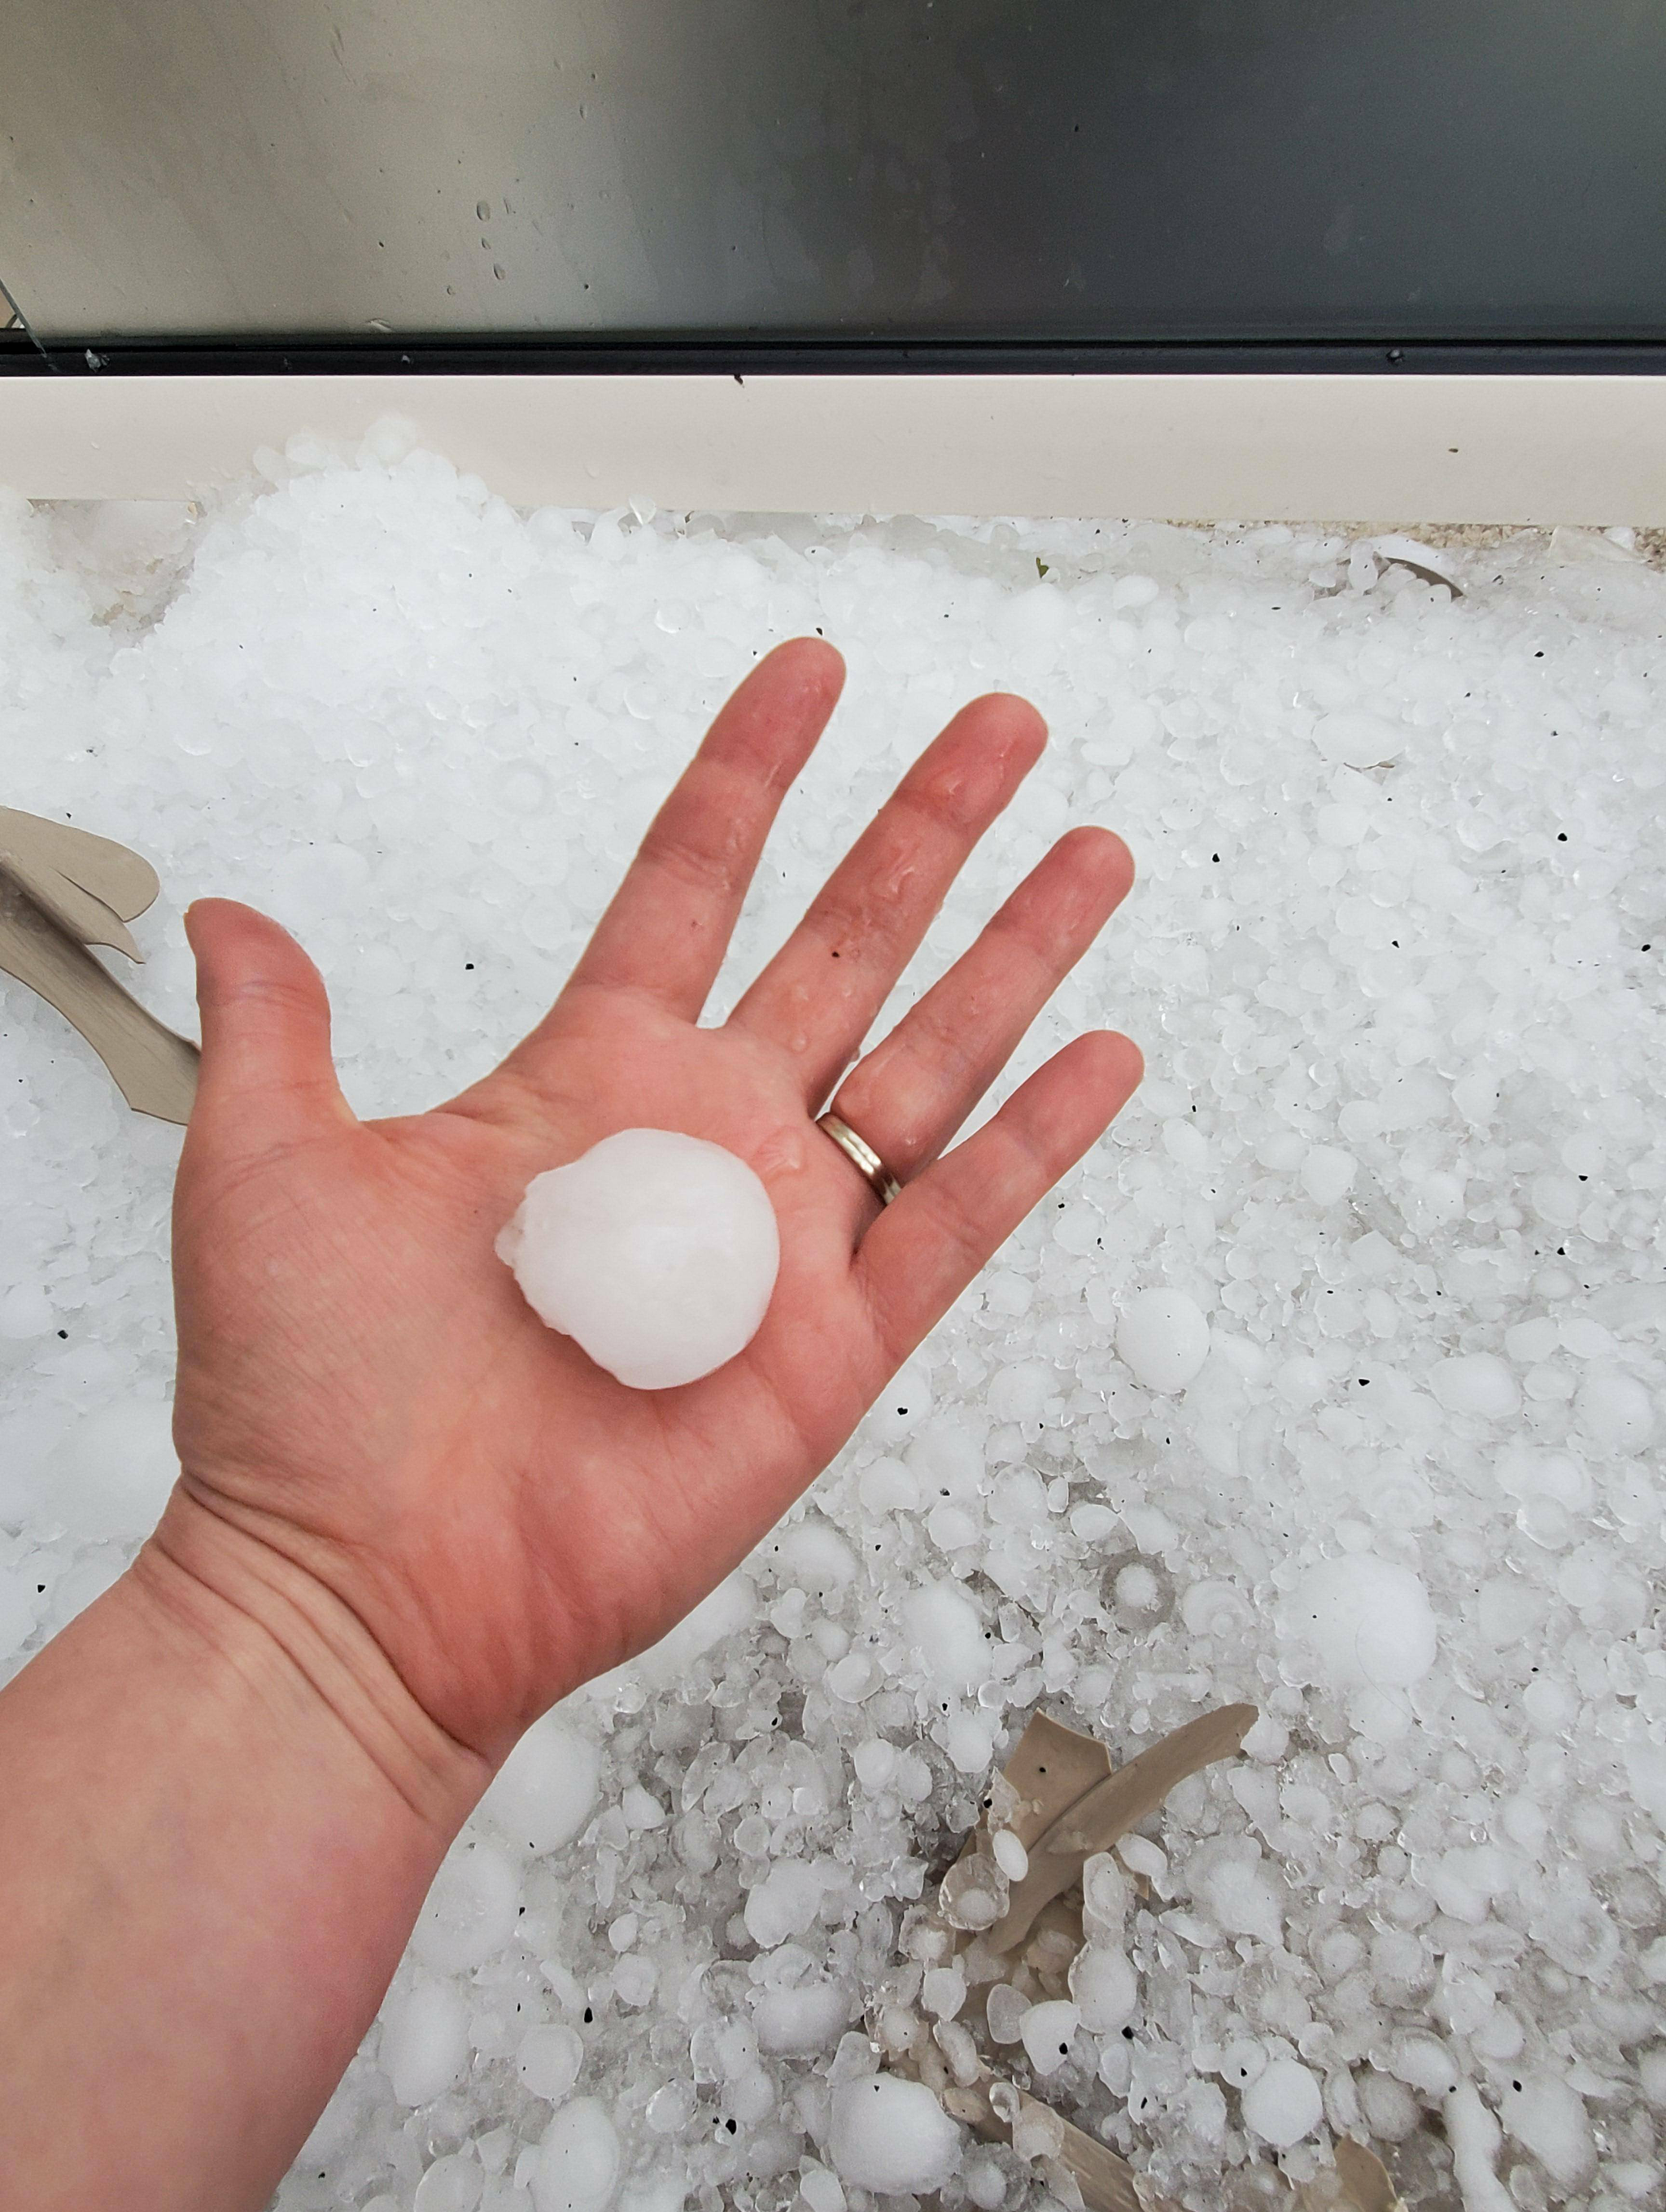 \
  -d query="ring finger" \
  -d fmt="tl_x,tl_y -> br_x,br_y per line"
826,824 -> 1133,1191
